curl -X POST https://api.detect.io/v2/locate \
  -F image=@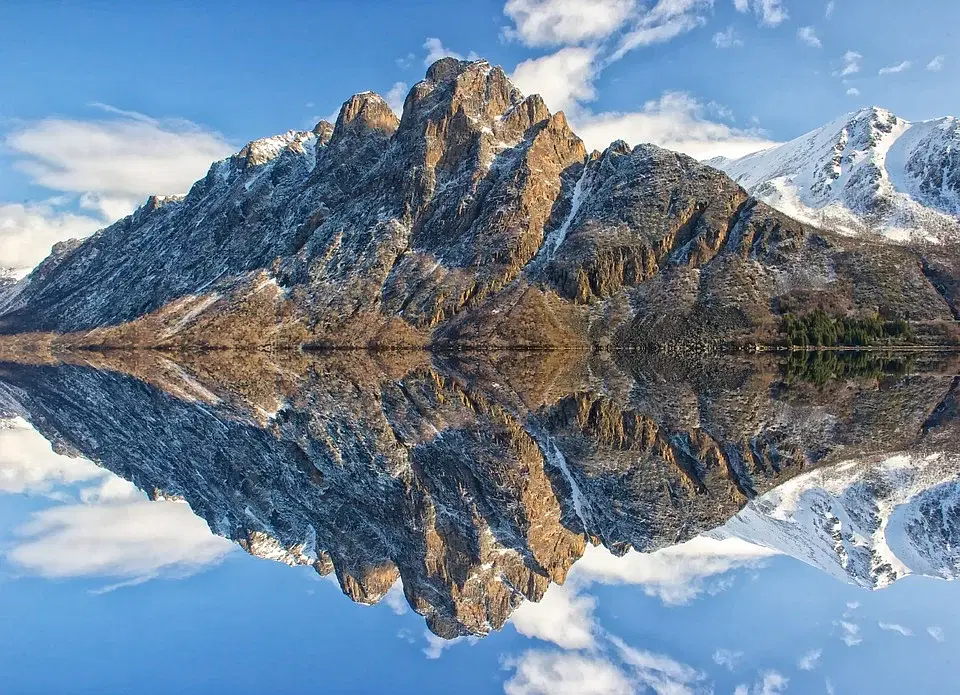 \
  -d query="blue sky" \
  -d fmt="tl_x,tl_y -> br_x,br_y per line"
1,417 -> 958,694
0,0 -> 957,272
